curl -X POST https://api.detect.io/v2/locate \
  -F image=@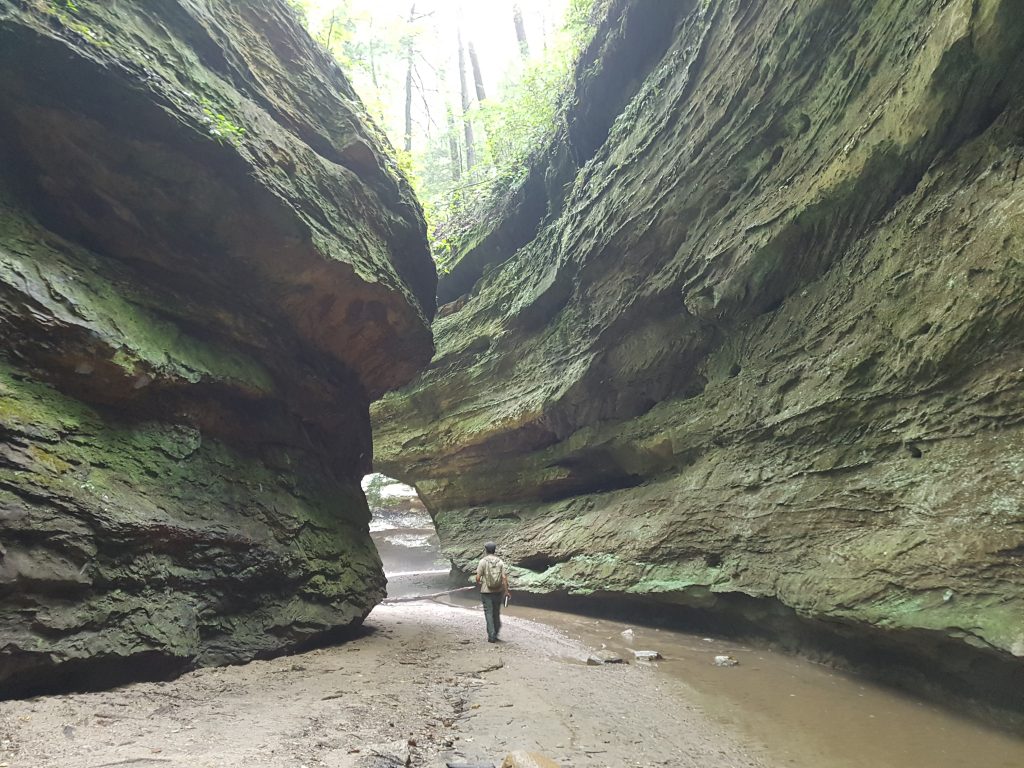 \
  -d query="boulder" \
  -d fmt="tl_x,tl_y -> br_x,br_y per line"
0,0 -> 434,696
